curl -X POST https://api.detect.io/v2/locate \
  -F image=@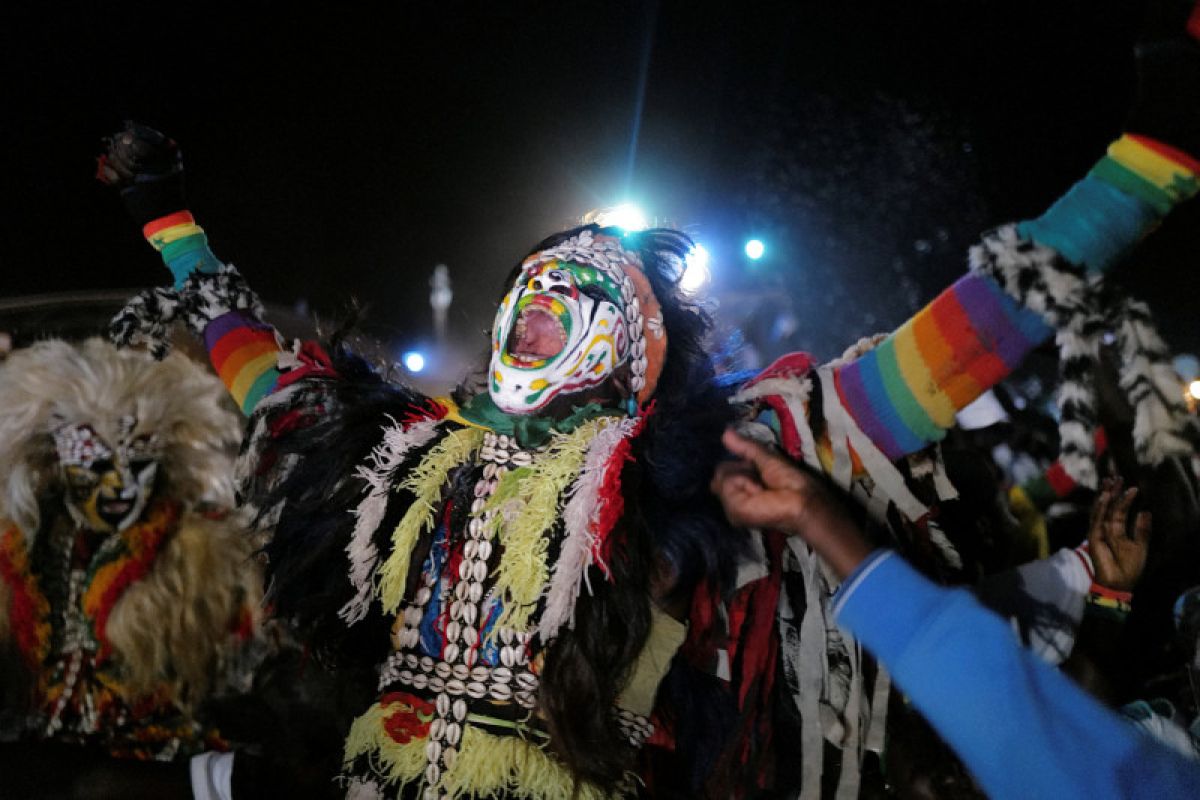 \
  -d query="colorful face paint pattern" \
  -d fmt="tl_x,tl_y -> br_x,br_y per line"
52,417 -> 161,533
489,259 -> 630,413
